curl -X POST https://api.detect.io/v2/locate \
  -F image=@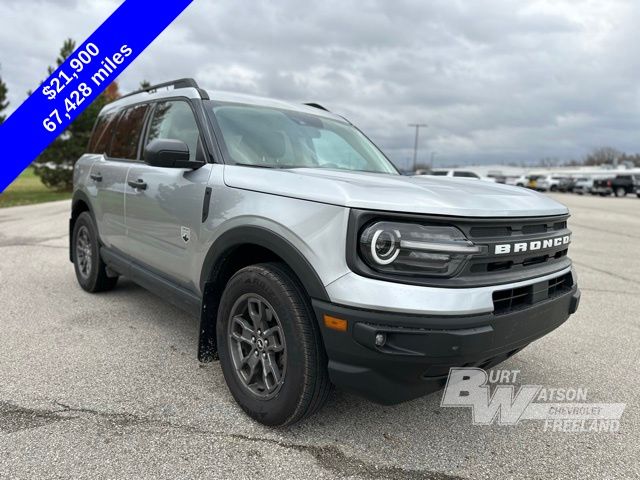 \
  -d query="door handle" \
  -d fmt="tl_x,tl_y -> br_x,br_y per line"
90,173 -> 102,182
128,179 -> 147,190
